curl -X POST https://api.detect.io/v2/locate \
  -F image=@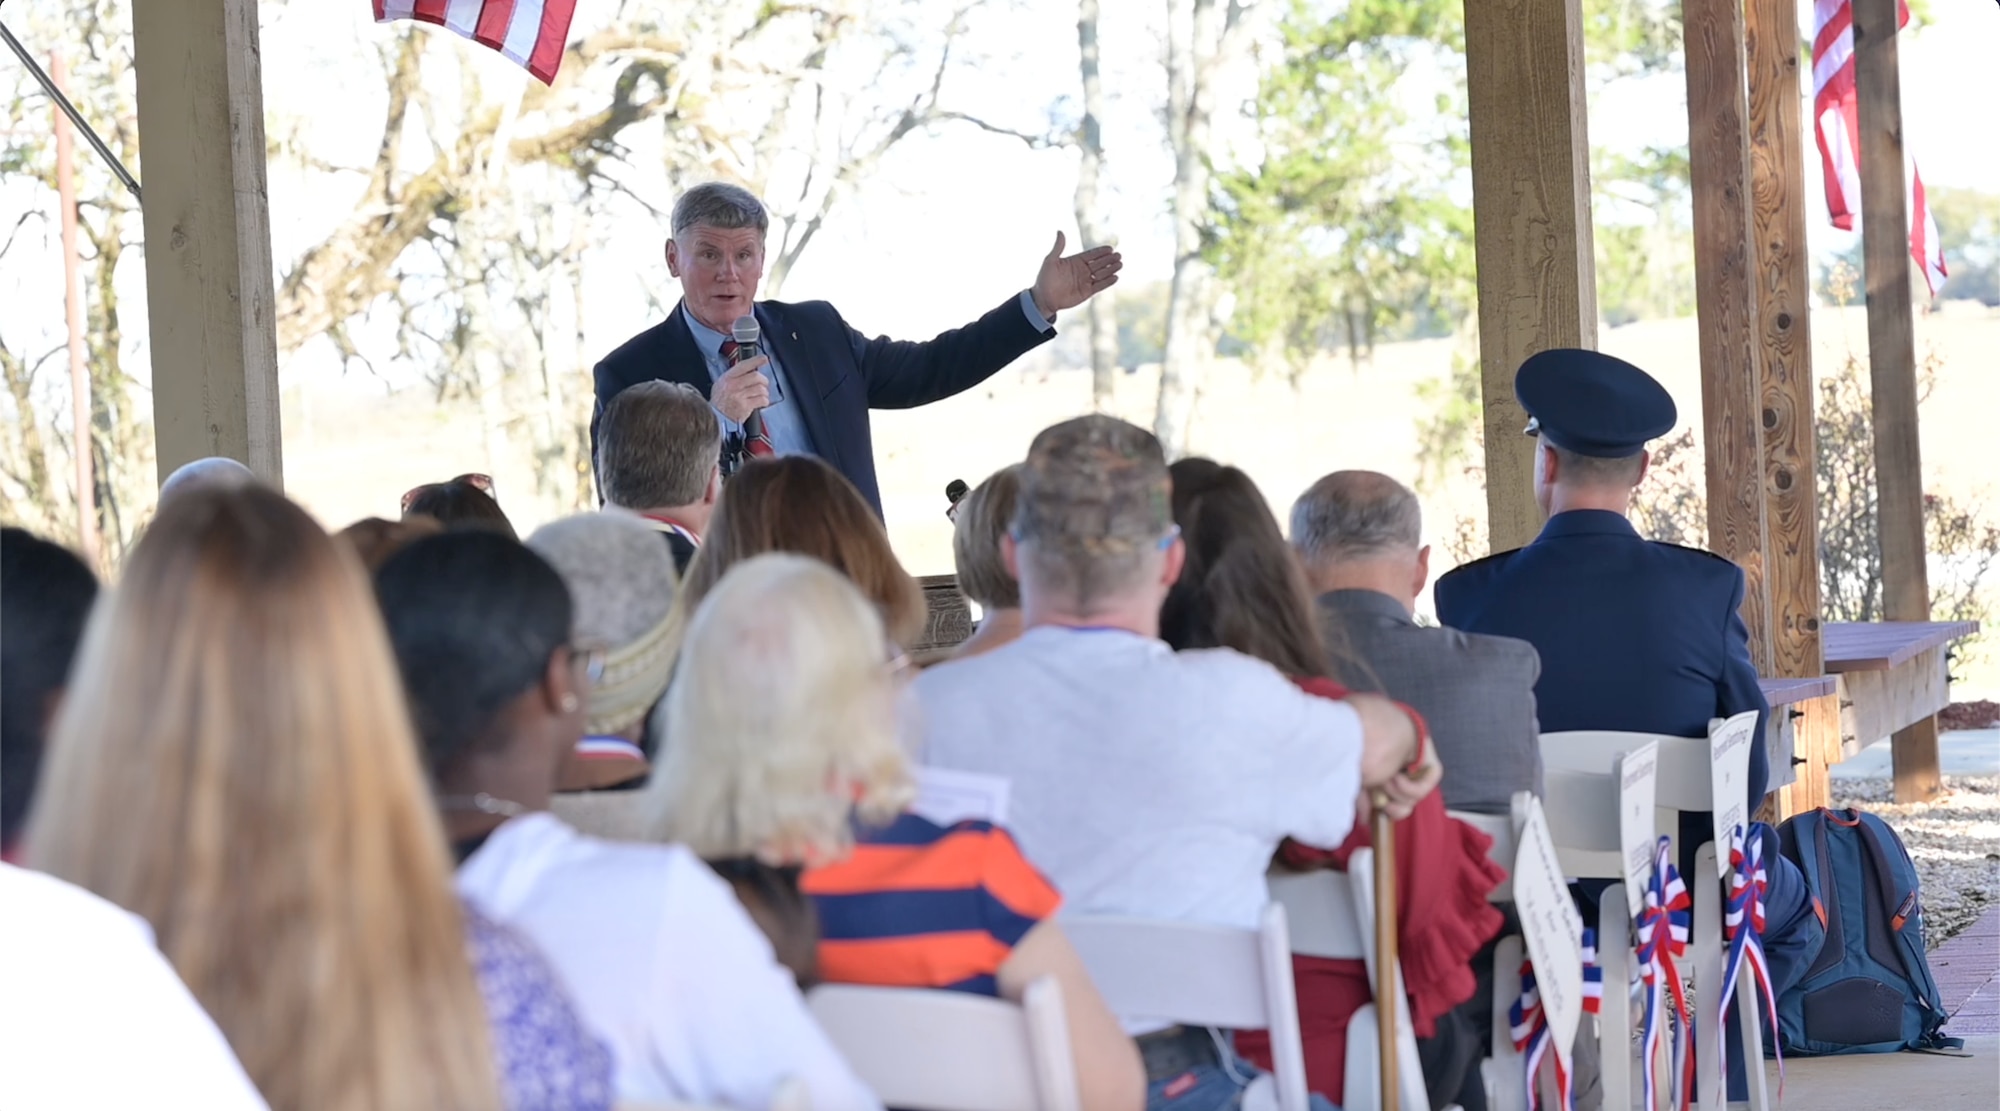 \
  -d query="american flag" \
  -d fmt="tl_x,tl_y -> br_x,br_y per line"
374,0 -> 579,85
1812,0 -> 1947,296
